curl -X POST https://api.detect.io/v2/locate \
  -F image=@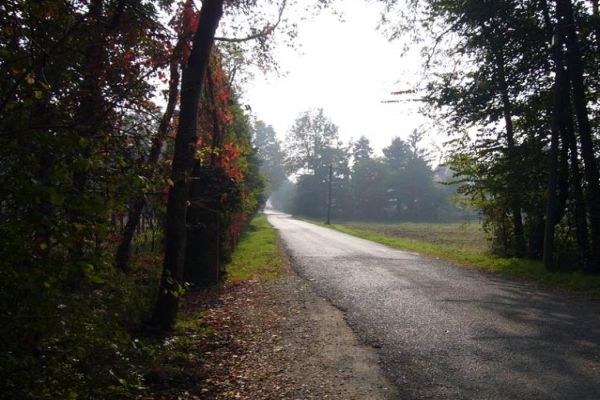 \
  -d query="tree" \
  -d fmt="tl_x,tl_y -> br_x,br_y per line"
352,135 -> 374,165
383,134 -> 438,220
285,108 -> 341,174
183,54 -> 265,287
115,34 -> 184,272
351,160 -> 389,219
253,120 -> 287,194
0,0 -> 177,395
285,109 -> 350,218
384,0 -> 600,268
382,137 -> 411,171
556,0 -> 600,272
152,0 -> 225,330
